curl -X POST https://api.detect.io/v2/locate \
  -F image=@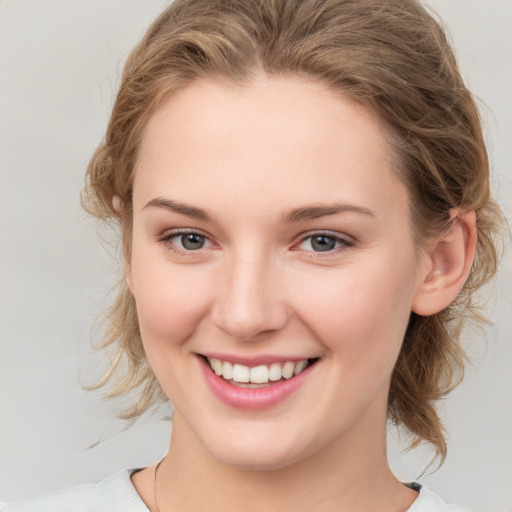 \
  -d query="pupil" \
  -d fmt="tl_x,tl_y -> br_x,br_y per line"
182,233 -> 205,250
311,236 -> 335,252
